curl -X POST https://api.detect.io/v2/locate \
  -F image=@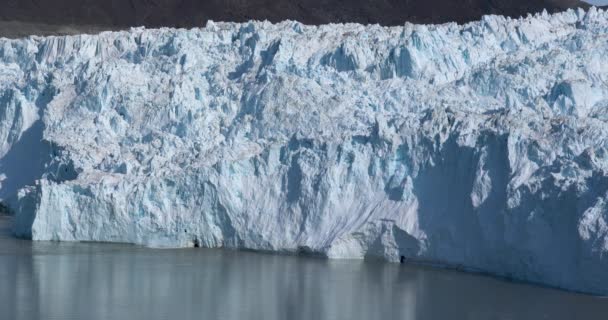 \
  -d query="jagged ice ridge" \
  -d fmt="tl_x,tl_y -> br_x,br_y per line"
1,8 -> 608,294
